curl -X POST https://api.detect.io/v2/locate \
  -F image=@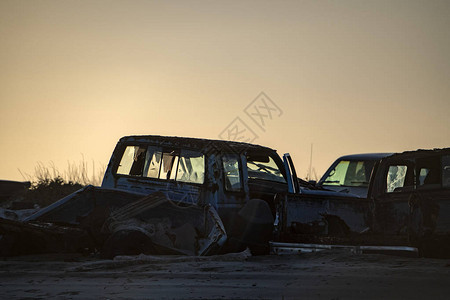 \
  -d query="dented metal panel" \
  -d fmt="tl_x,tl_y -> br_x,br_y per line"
280,191 -> 368,235
1,187 -> 226,256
